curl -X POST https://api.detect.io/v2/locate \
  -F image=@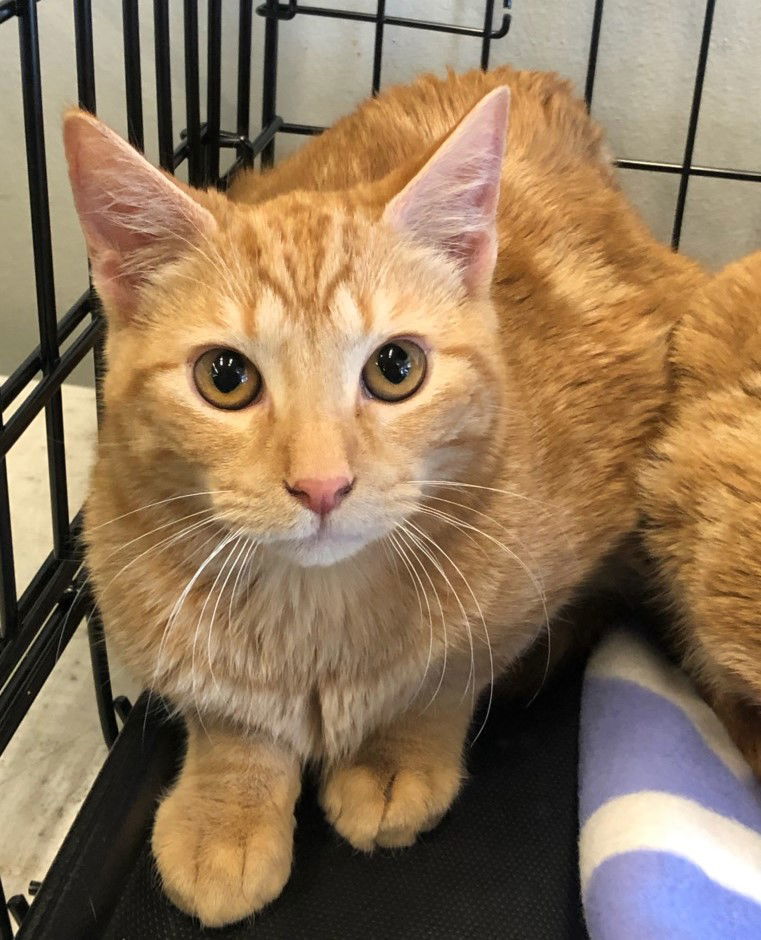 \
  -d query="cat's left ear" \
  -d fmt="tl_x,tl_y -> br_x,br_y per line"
383,86 -> 509,296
